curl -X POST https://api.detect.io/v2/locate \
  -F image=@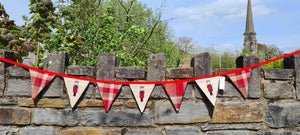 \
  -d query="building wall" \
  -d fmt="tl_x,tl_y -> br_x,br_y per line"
0,50 -> 300,135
